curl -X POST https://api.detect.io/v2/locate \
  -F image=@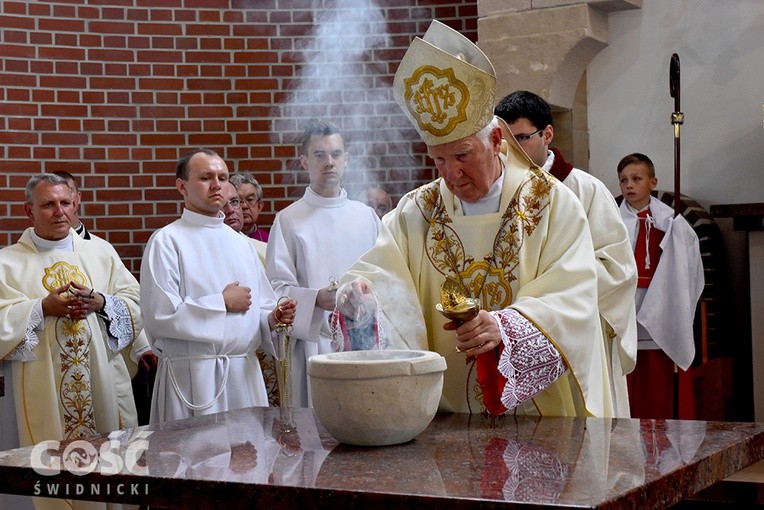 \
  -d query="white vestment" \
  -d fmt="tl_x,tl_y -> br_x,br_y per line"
543,151 -> 638,417
140,209 -> 277,423
0,228 -> 144,510
265,187 -> 381,407
342,144 -> 612,417
620,197 -> 704,370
